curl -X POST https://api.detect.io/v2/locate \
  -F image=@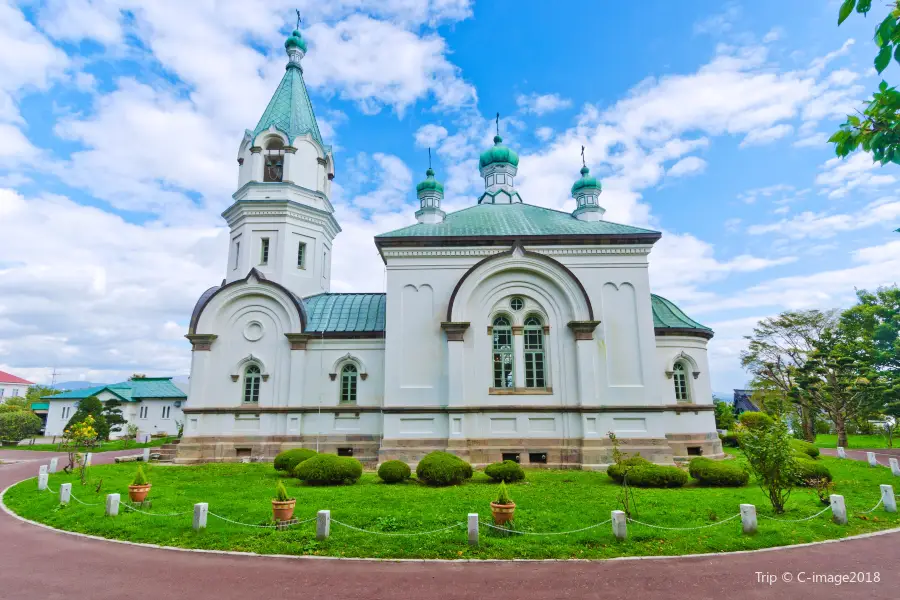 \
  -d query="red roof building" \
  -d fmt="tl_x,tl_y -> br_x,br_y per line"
0,370 -> 34,385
